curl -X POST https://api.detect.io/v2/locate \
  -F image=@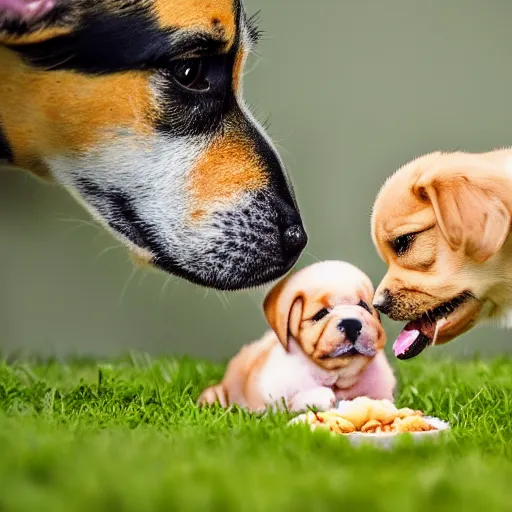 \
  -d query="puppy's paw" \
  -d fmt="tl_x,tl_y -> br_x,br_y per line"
290,387 -> 336,412
197,384 -> 229,408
